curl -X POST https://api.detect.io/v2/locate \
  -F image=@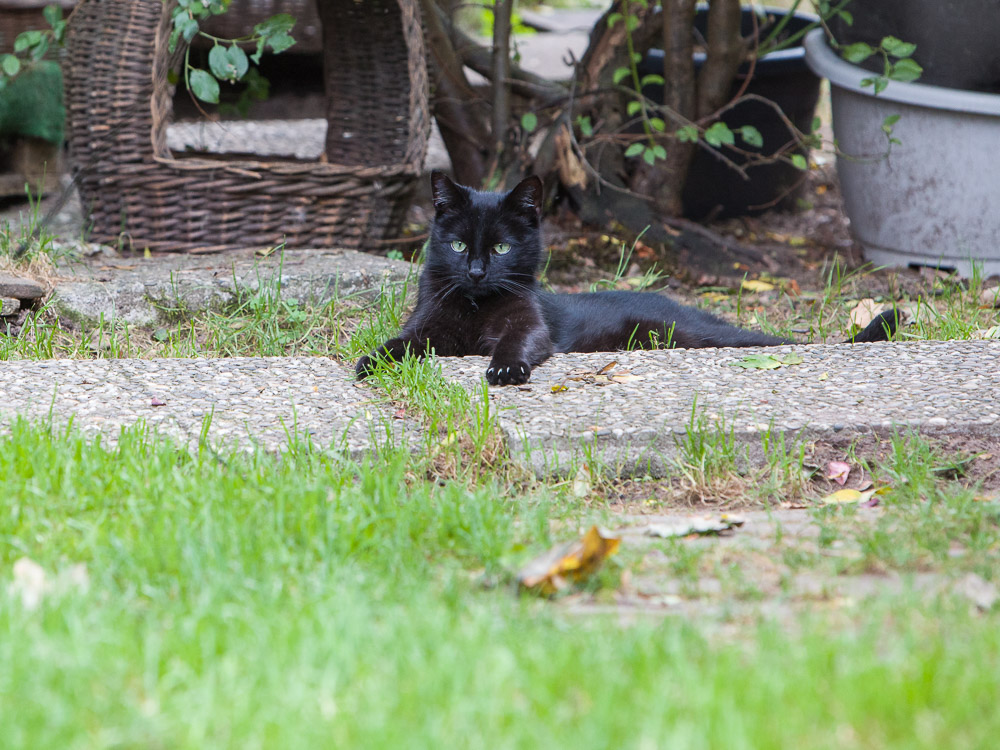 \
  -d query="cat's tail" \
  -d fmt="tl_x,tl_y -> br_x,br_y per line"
845,309 -> 899,344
